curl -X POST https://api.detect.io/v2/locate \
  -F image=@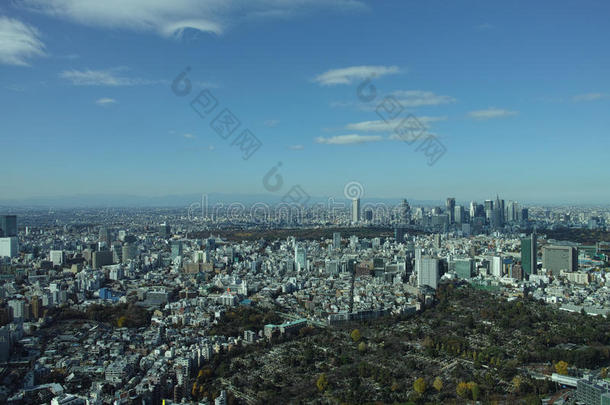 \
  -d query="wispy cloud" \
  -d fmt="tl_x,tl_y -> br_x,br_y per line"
332,90 -> 454,111
391,90 -> 456,107
475,23 -> 494,31
60,68 -> 157,86
468,107 -> 517,120
17,0 -> 366,38
289,144 -> 304,150
345,116 -> 446,132
313,65 -> 400,85
0,16 -> 45,66
316,132 -> 441,145
264,119 -> 280,127
6,84 -> 27,92
573,93 -> 608,102
330,101 -> 354,108
315,134 -> 383,145
388,132 -> 437,143
183,133 -> 196,139
536,96 -> 565,103
95,97 -> 117,106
